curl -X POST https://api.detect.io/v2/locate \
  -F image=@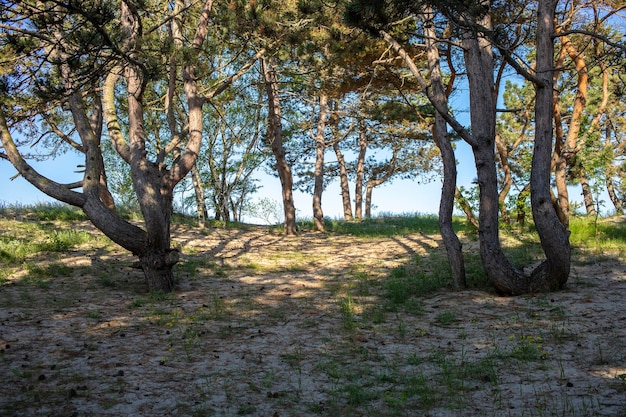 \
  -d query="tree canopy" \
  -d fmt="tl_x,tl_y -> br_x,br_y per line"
1,0 -> 624,293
